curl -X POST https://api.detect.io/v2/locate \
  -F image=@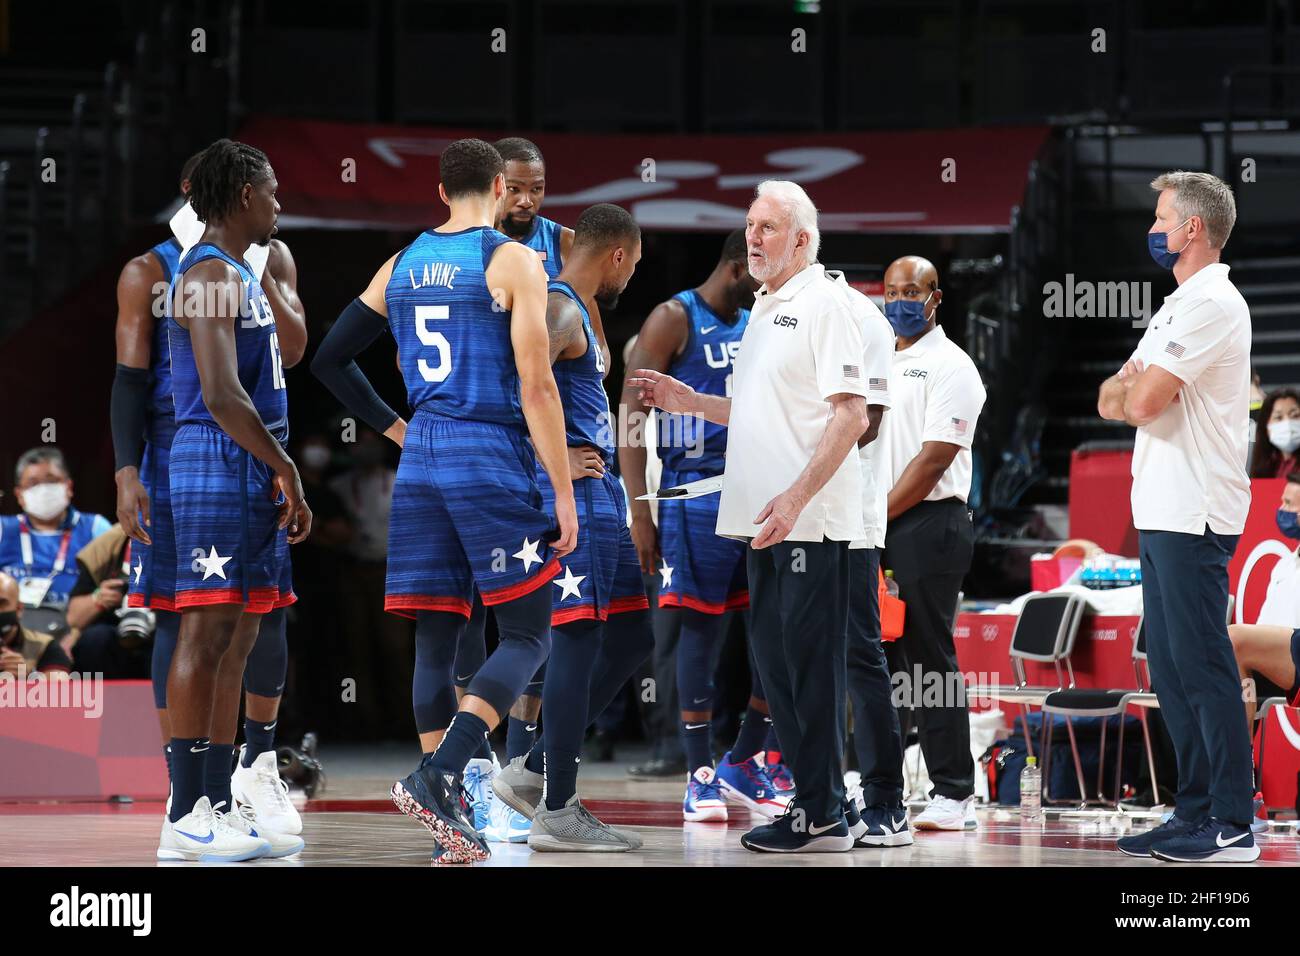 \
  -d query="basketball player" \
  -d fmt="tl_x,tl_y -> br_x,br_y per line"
155,139 -> 311,862
489,203 -> 655,850
311,137 -> 576,863
618,231 -> 789,822
115,153 -> 306,848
